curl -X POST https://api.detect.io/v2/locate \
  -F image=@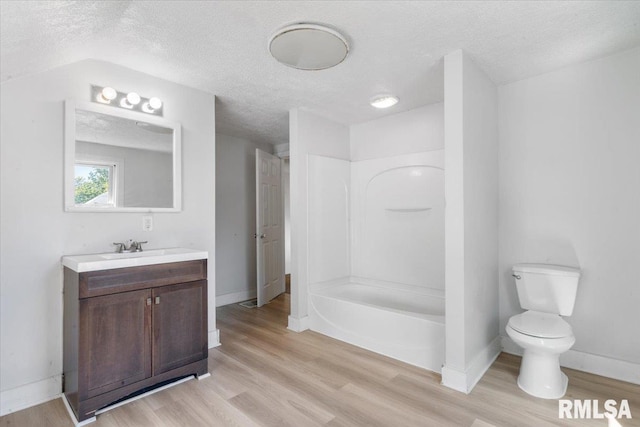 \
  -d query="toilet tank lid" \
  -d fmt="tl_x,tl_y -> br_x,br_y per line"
513,263 -> 580,277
